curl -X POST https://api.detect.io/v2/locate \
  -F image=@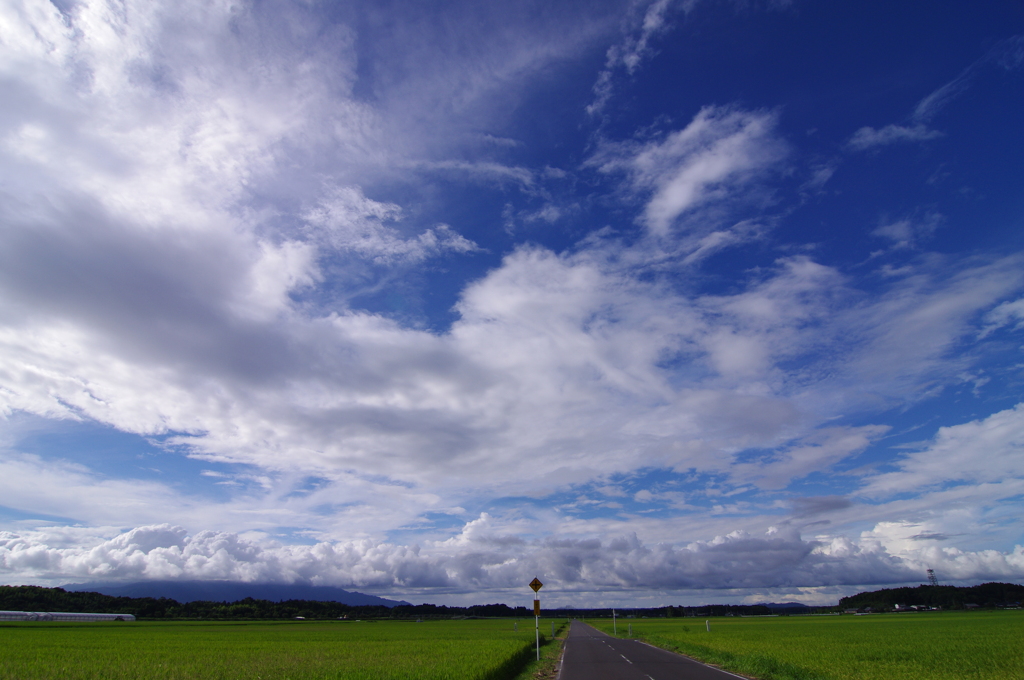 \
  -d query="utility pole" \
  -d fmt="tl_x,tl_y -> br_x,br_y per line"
530,578 -> 543,661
